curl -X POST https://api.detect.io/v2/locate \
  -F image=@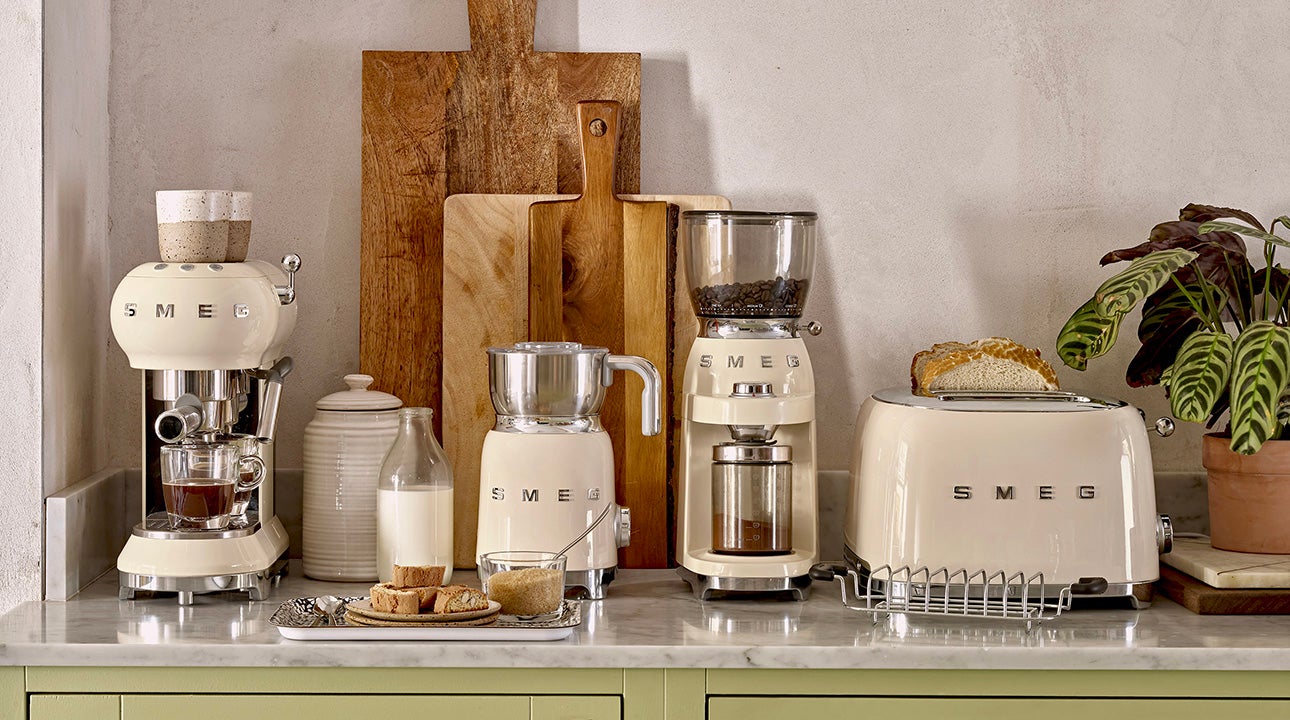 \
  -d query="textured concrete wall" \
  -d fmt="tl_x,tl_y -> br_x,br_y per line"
107,0 -> 1290,478
44,0 -> 112,497
0,0 -> 45,613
